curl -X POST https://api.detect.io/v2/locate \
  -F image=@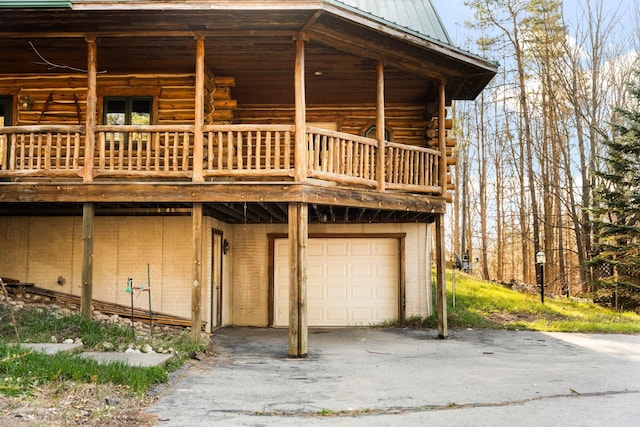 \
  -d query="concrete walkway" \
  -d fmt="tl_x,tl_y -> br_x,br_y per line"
147,327 -> 640,426
19,343 -> 174,367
